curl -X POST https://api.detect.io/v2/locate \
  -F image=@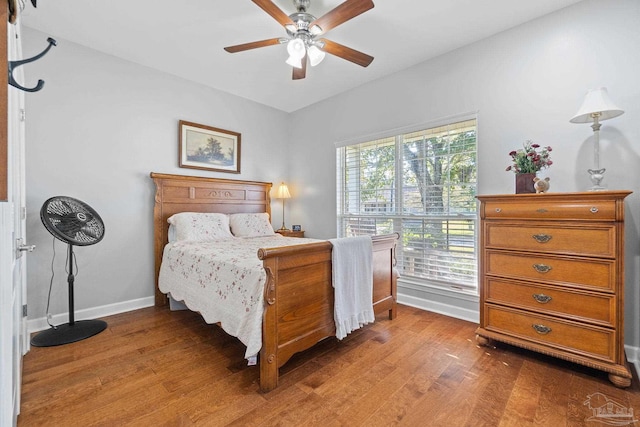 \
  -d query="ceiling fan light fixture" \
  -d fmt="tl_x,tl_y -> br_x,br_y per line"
224,0 -> 375,80
286,54 -> 303,69
287,38 -> 306,59
308,45 -> 325,66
